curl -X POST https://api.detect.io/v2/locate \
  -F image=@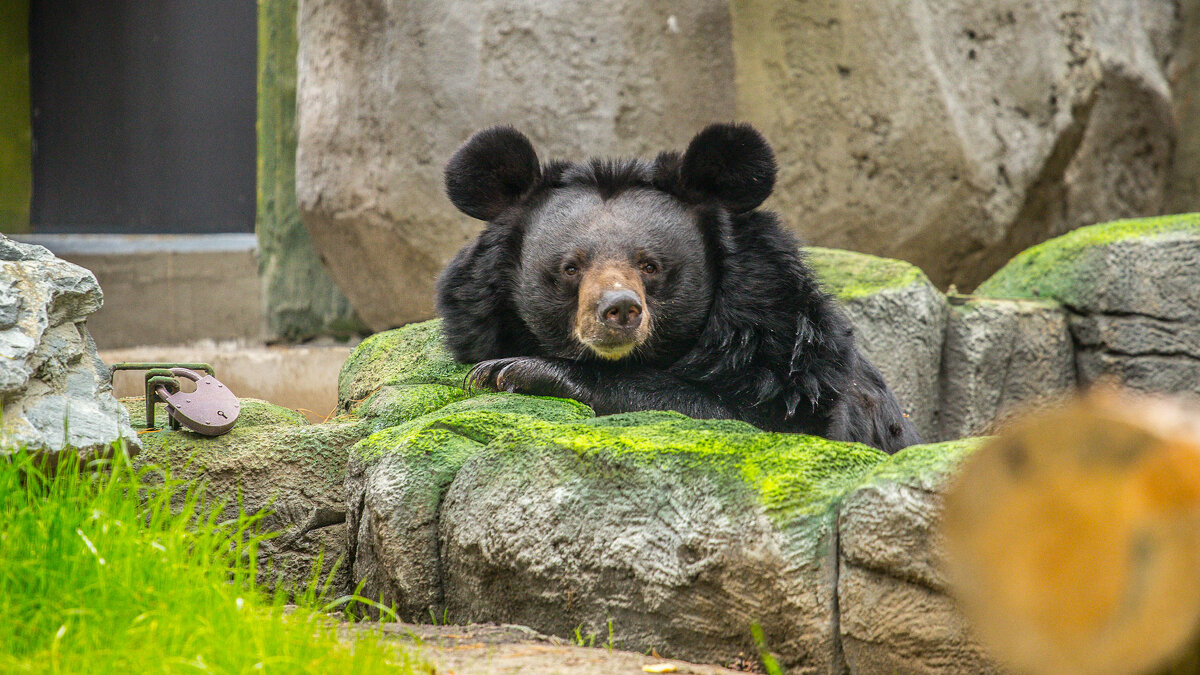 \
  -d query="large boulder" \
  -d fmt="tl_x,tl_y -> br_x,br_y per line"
938,297 -> 1075,439
286,1 -> 1199,327
0,236 -> 138,457
341,320 -> 997,673
295,0 -> 735,331
808,247 -> 948,440
732,0 -> 1186,289
130,397 -> 368,594
837,439 -> 999,674
976,213 -> 1200,397
345,393 -> 594,621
